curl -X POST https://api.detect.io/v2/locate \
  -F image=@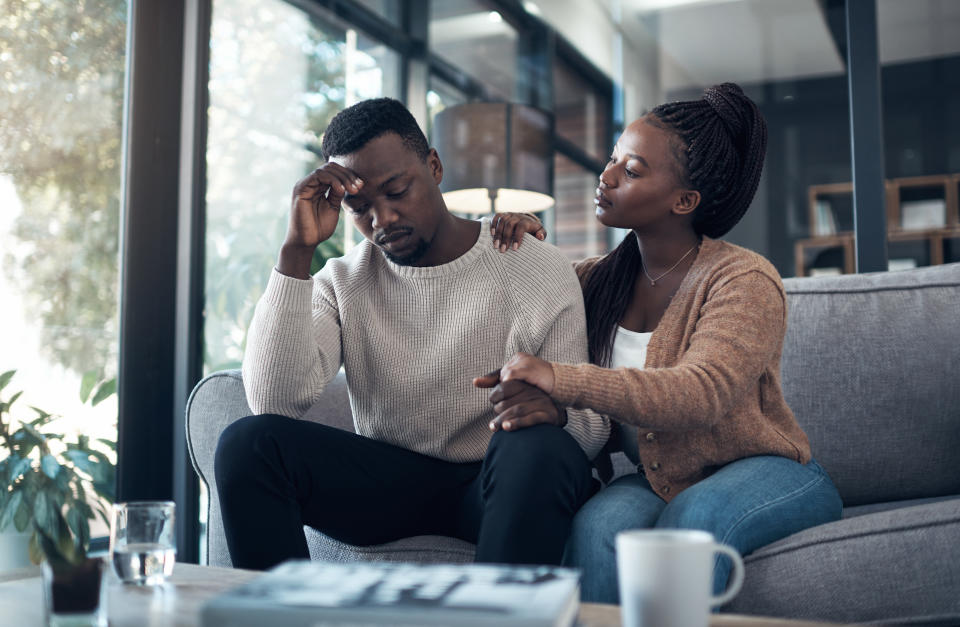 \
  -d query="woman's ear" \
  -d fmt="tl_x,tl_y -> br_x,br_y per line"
673,189 -> 701,216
